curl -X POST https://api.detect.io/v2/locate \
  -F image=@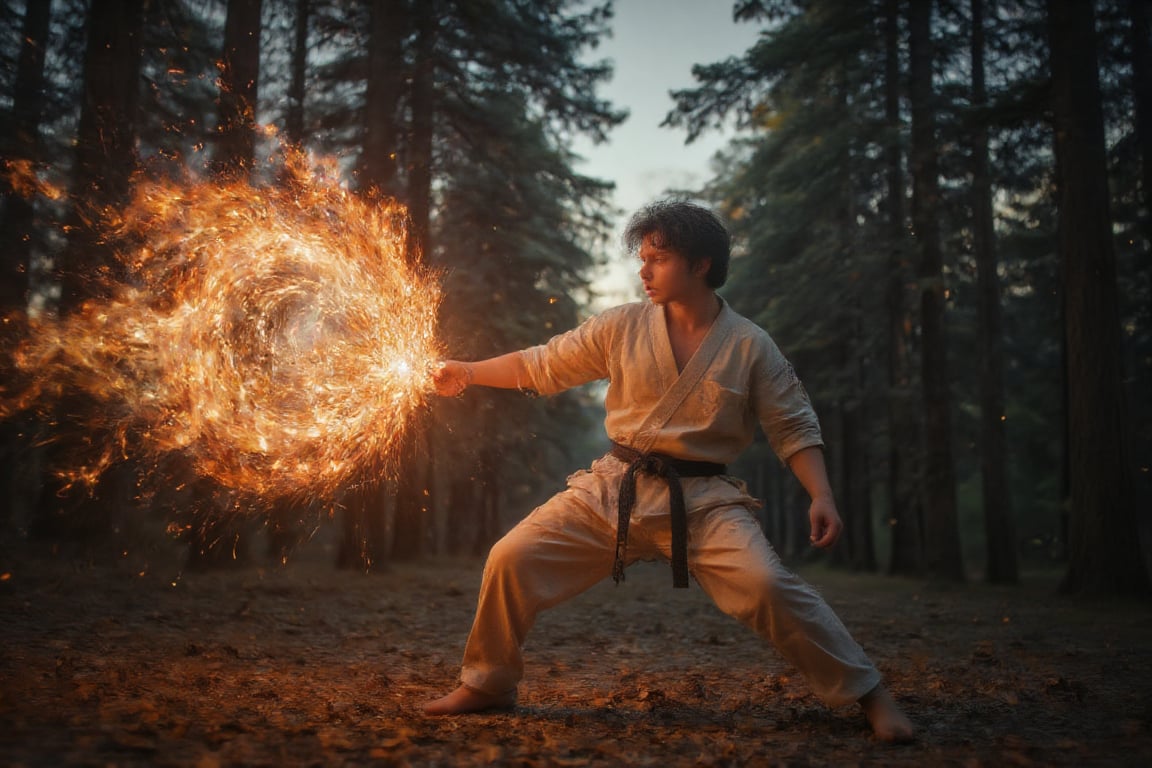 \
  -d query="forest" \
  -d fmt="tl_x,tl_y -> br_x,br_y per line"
0,0 -> 1150,765
2,0 -> 1145,591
